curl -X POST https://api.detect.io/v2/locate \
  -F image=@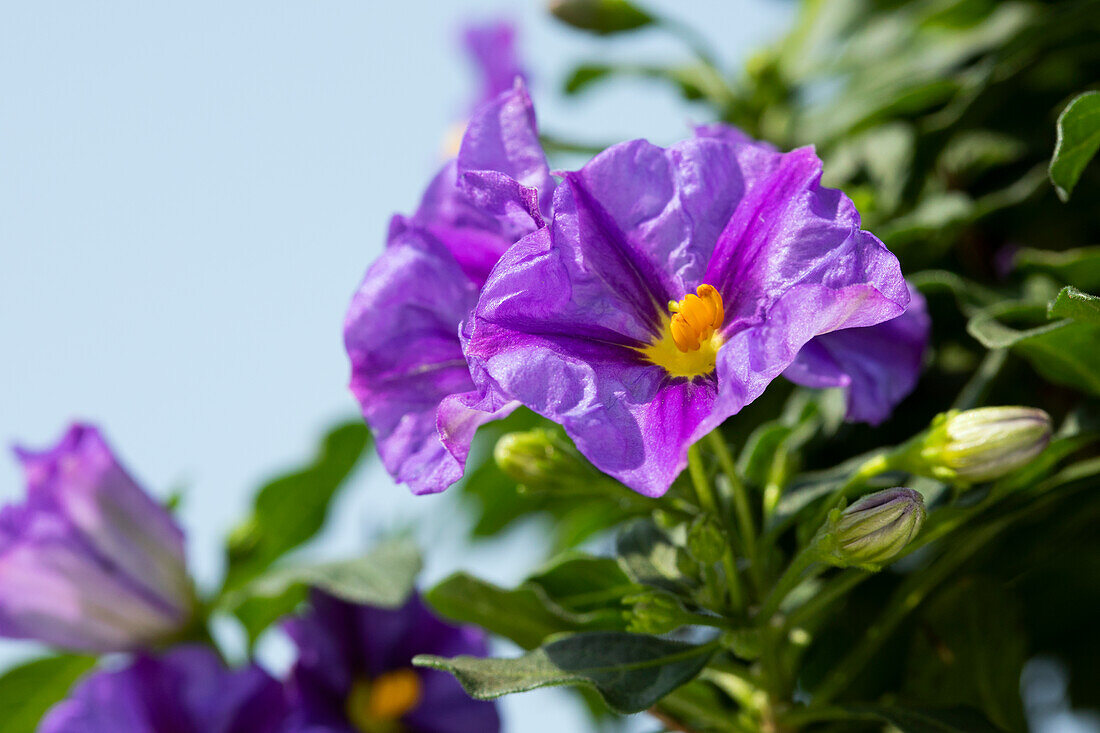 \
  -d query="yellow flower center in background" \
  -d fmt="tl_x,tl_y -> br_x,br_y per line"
346,669 -> 422,733
640,284 -> 725,379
